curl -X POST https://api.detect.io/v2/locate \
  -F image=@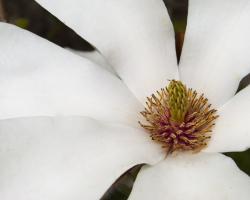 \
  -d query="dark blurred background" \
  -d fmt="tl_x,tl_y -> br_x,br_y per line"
0,0 -> 249,199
